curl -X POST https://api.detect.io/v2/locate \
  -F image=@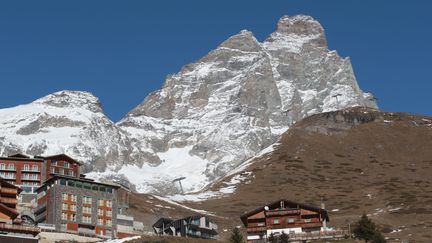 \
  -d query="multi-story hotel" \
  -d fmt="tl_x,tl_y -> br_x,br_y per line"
0,153 -> 82,197
0,178 -> 40,237
0,154 -> 44,195
34,175 -> 119,238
